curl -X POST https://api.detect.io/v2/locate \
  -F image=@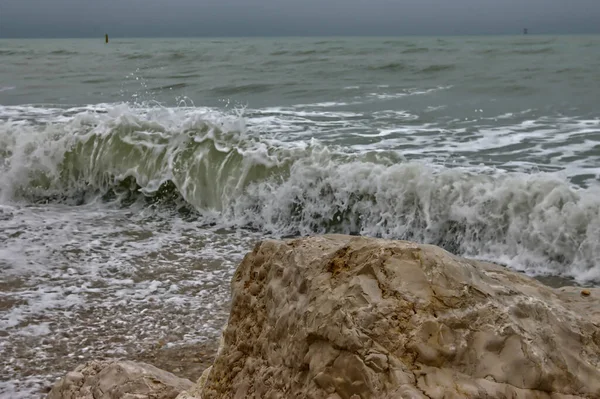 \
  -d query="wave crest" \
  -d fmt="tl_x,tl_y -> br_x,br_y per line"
1,104 -> 600,282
